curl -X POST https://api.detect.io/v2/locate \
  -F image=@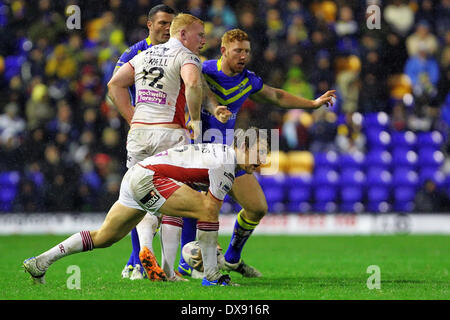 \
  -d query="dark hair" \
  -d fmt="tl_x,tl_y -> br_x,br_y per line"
147,4 -> 176,21
233,127 -> 271,152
